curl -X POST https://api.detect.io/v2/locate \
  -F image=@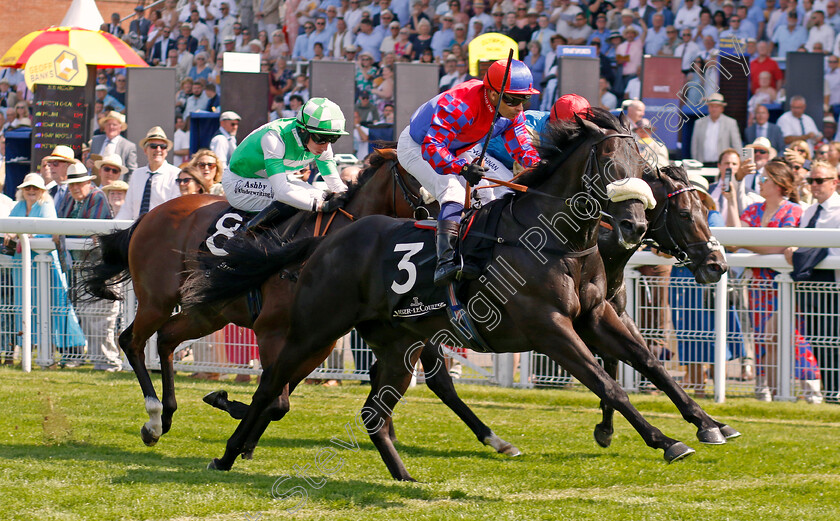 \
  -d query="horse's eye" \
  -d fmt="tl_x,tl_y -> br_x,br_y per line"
679,210 -> 691,220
